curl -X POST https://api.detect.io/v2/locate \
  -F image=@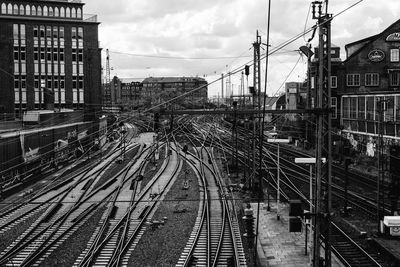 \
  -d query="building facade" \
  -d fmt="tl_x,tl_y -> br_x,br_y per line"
338,19 -> 400,153
0,0 -> 102,120
141,77 -> 208,109
103,76 -> 143,110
